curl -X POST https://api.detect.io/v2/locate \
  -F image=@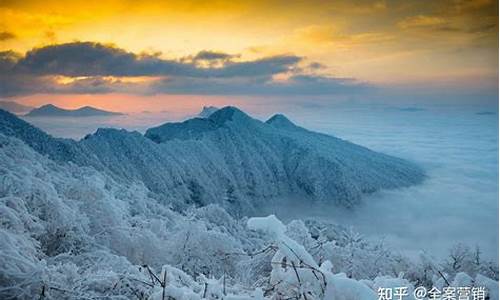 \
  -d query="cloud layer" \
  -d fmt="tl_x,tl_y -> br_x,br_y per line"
1,42 -> 370,96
